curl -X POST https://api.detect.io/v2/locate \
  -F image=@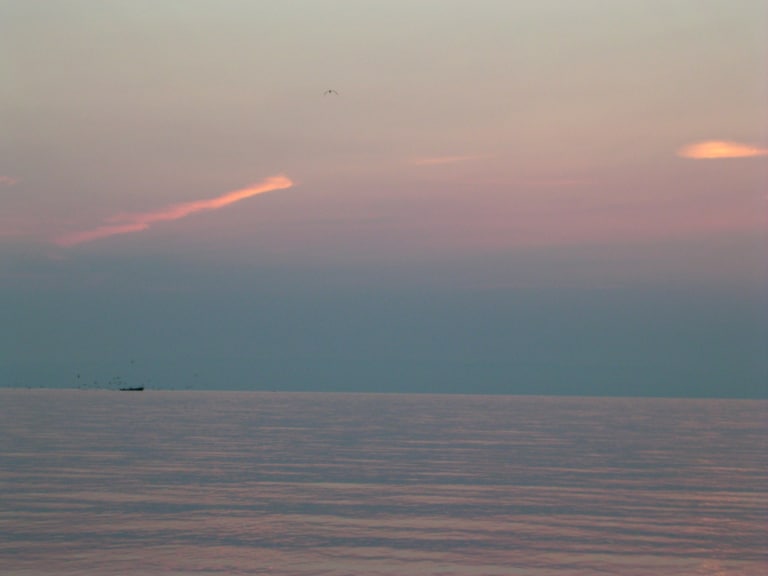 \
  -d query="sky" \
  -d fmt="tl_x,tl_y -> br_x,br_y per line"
1,0 -> 766,397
